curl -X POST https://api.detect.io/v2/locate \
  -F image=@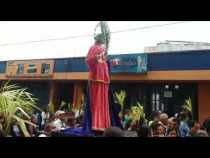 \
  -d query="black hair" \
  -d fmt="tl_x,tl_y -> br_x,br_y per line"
202,117 -> 210,136
150,121 -> 162,131
103,127 -> 124,137
76,115 -> 84,124
67,117 -> 76,127
123,109 -> 131,115
150,111 -> 161,120
188,120 -> 196,129
137,125 -> 152,137
179,106 -> 192,119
